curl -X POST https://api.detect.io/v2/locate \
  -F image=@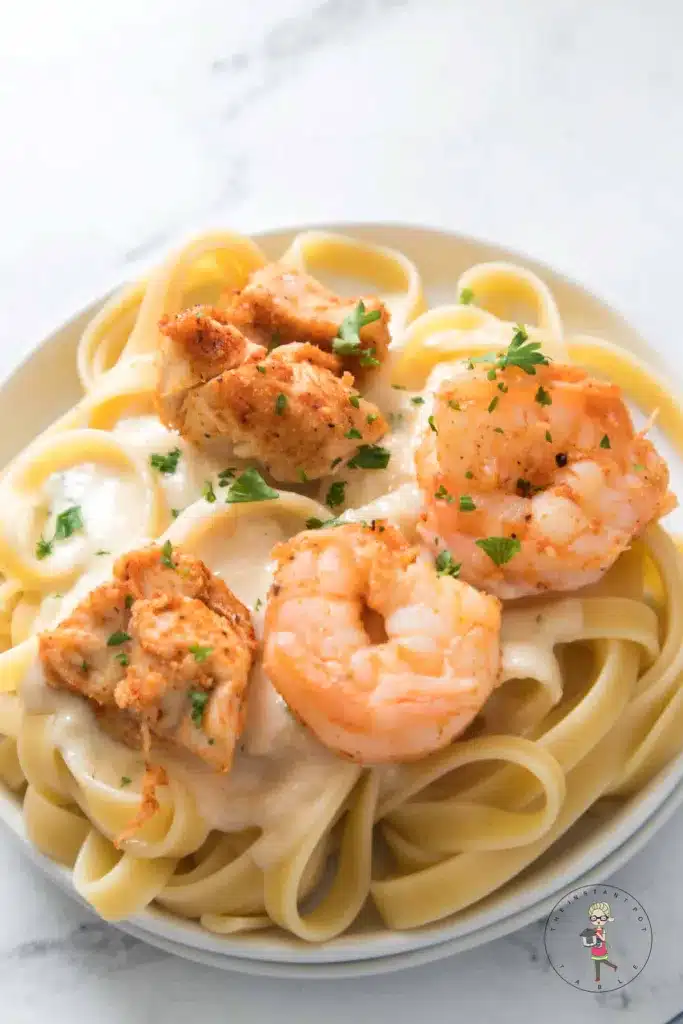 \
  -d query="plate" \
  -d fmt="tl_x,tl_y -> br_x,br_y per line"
0,223 -> 681,974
